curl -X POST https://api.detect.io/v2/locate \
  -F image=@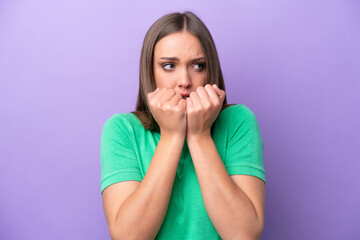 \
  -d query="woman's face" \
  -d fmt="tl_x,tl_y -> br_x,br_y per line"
153,31 -> 206,98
